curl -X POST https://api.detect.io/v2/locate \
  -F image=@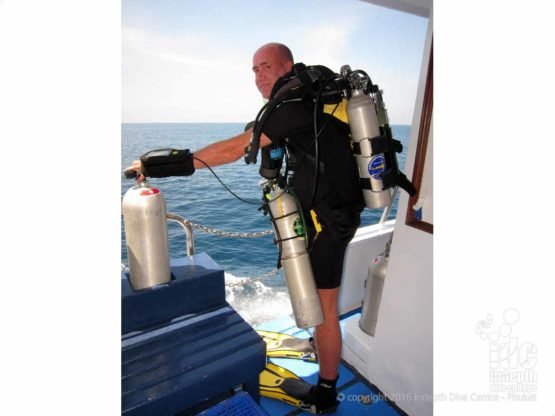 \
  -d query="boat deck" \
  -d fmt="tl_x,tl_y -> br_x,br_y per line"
255,311 -> 407,416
